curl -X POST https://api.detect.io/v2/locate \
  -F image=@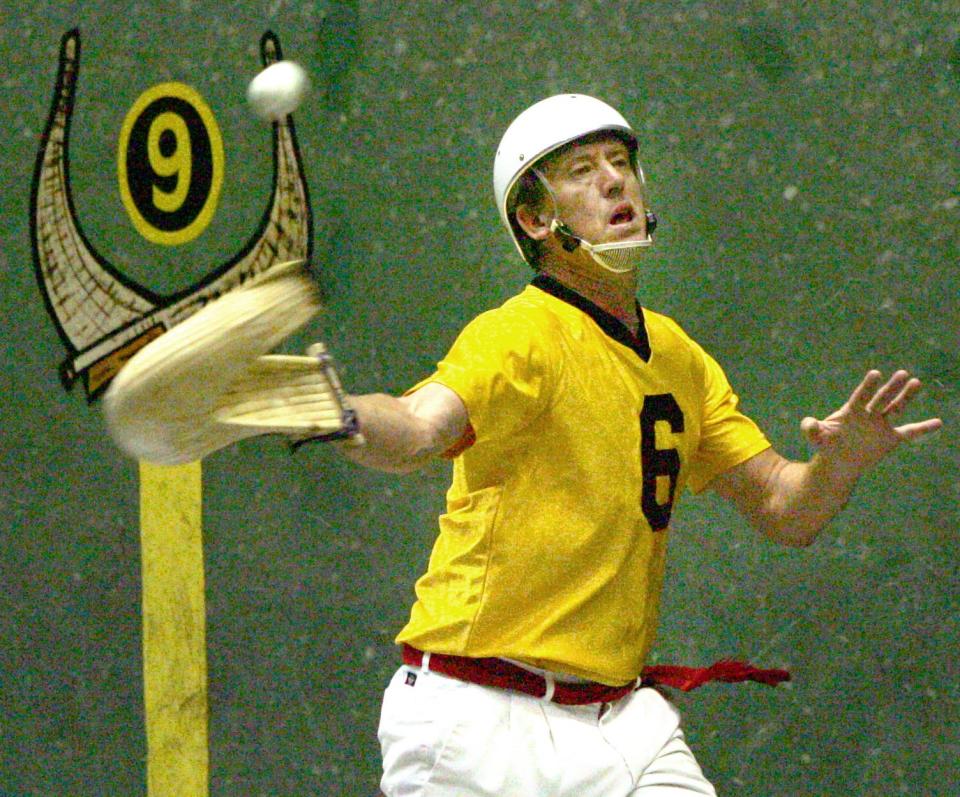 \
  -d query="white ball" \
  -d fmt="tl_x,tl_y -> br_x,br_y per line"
246,60 -> 309,121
